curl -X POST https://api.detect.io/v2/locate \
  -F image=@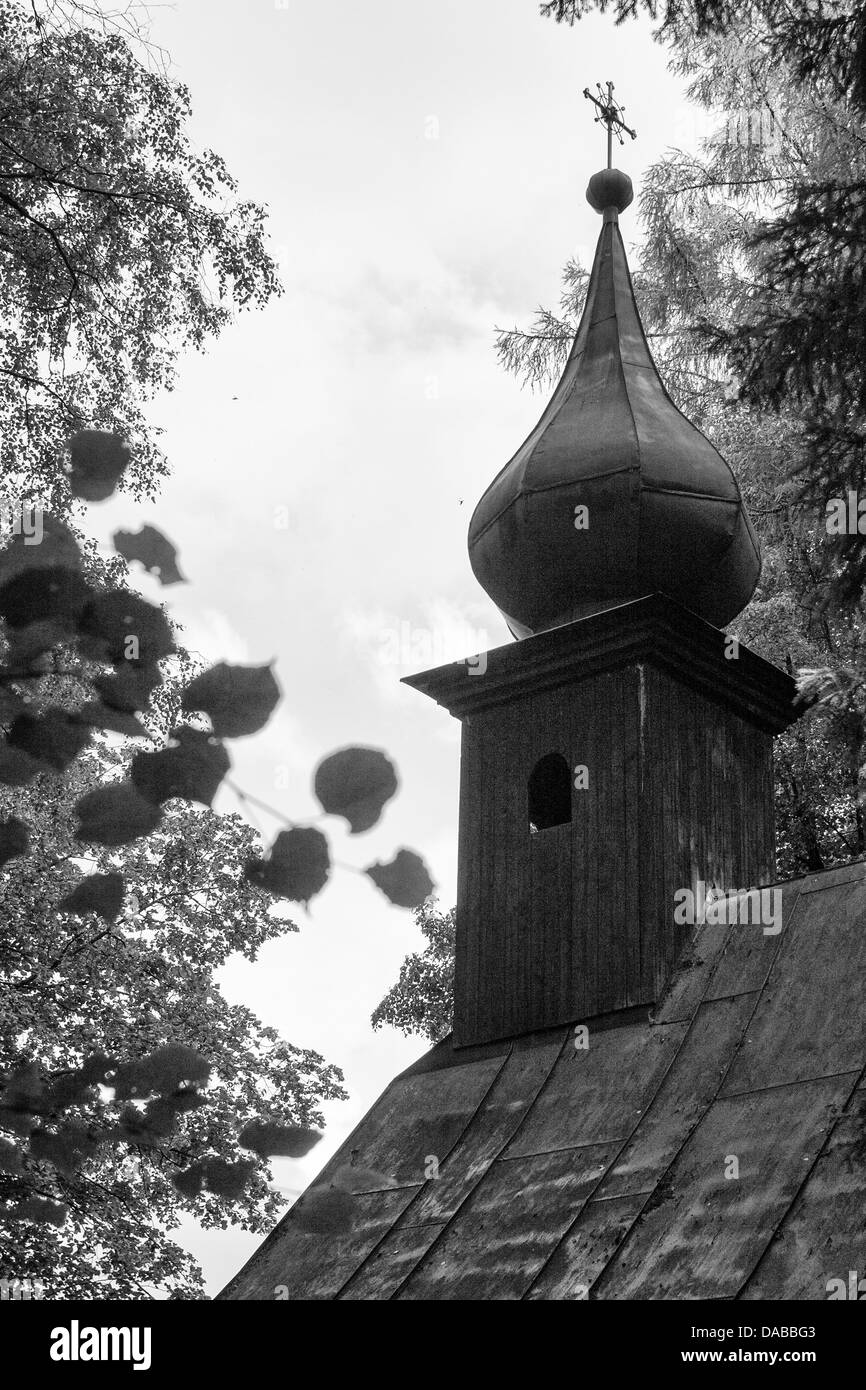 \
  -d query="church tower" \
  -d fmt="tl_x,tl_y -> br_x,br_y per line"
405,93 -> 798,1049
